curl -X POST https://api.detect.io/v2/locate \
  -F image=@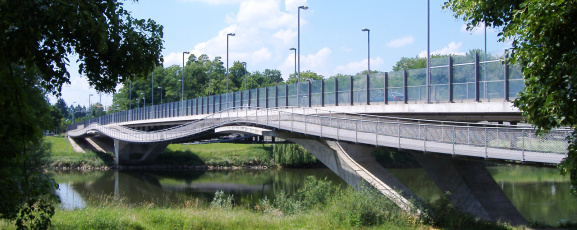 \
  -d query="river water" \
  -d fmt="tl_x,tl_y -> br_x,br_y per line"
53,165 -> 576,226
